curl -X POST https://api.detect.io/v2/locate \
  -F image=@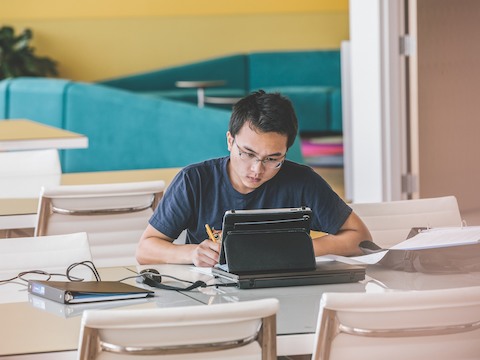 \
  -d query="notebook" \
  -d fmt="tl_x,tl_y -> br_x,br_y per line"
28,280 -> 154,304
214,207 -> 366,289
